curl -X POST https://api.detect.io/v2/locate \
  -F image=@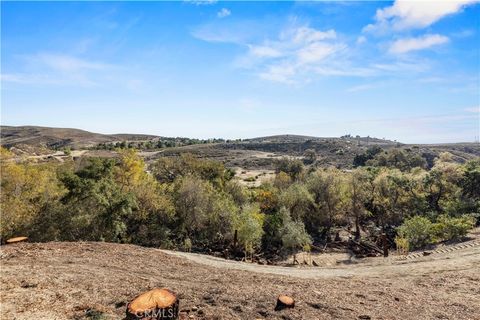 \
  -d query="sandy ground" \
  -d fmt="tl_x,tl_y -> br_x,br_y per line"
1,236 -> 479,320
234,168 -> 276,187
